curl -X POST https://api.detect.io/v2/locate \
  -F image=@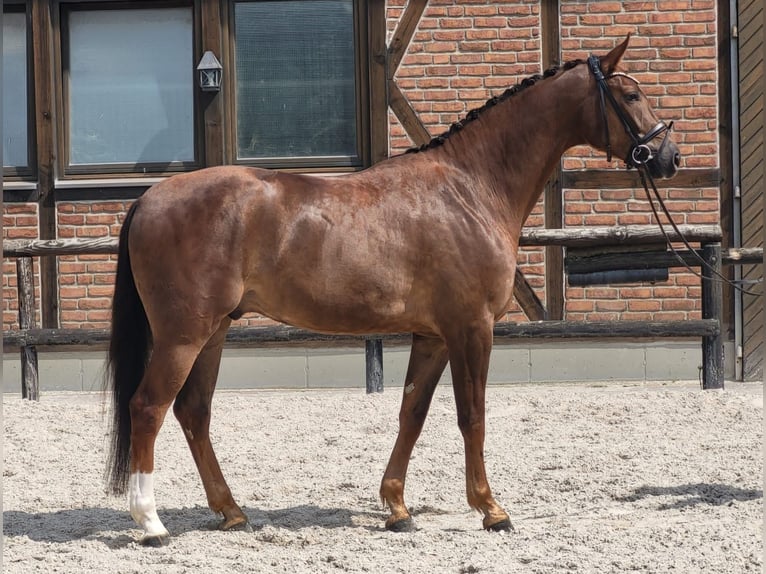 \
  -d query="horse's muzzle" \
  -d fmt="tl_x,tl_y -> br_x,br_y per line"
646,126 -> 680,179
